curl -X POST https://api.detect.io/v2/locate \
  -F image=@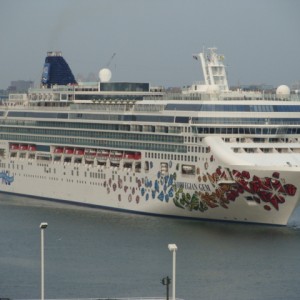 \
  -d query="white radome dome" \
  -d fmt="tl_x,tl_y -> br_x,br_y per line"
99,68 -> 112,82
276,85 -> 290,96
